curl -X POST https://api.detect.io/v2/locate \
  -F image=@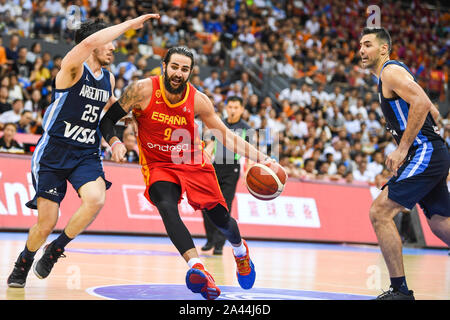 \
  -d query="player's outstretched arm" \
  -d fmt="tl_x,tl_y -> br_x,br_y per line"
382,64 -> 434,174
195,91 -> 269,163
58,14 -> 160,89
